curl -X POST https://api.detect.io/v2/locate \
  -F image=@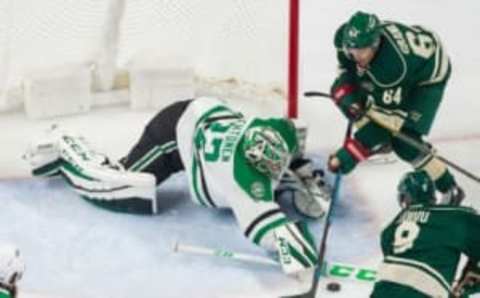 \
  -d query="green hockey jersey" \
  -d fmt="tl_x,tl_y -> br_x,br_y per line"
373,204 -> 480,297
333,21 -> 451,134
